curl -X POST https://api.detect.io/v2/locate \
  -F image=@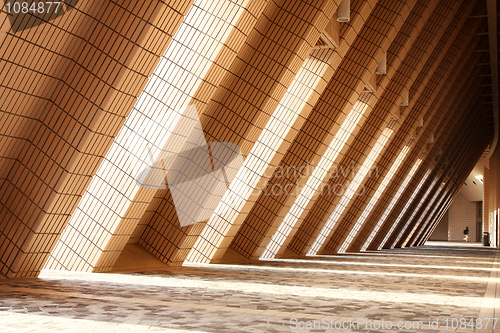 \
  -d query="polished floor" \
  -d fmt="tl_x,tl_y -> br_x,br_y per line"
0,242 -> 499,332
